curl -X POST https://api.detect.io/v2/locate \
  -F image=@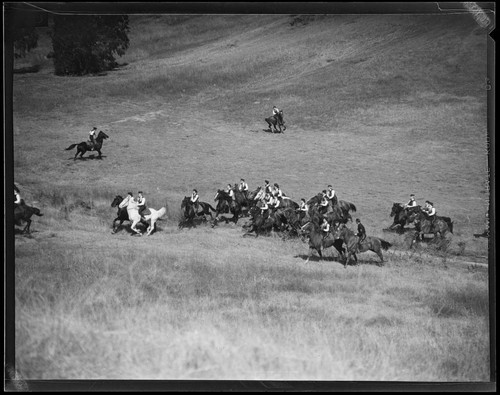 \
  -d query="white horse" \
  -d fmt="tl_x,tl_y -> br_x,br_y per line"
143,207 -> 167,236
124,198 -> 143,235
121,196 -> 167,236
